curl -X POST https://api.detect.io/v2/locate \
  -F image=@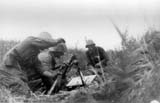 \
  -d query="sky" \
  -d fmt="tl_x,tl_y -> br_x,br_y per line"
0,0 -> 160,50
